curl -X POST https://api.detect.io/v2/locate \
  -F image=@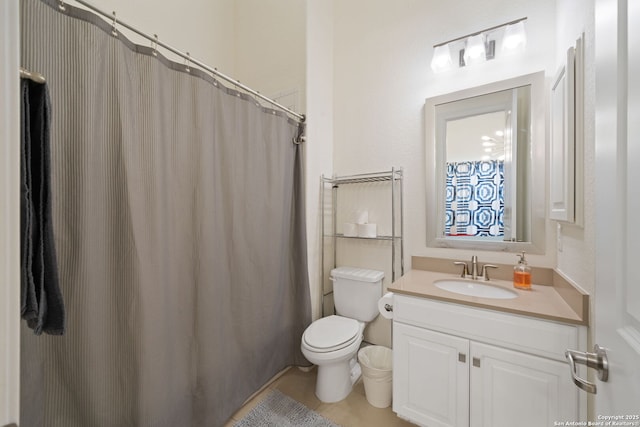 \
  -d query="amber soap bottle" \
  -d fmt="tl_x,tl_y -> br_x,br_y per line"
513,251 -> 532,290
